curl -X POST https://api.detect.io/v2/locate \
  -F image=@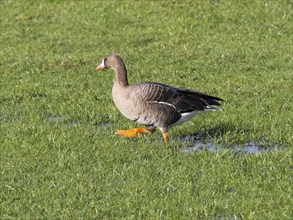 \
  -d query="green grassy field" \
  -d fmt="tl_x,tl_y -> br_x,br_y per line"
1,1 -> 292,219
